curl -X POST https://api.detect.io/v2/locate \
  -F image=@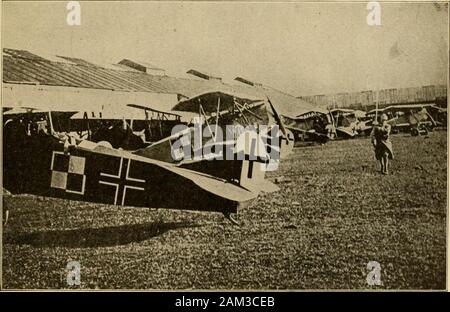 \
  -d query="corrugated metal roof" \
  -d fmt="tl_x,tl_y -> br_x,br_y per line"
3,48 -> 315,116
3,49 -> 170,92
